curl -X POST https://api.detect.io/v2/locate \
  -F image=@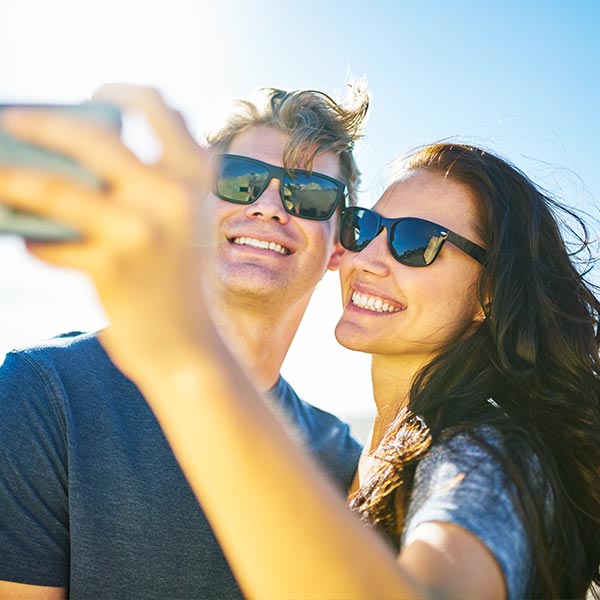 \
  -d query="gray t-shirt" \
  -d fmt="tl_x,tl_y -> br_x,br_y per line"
402,430 -> 536,599
0,331 -> 362,598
